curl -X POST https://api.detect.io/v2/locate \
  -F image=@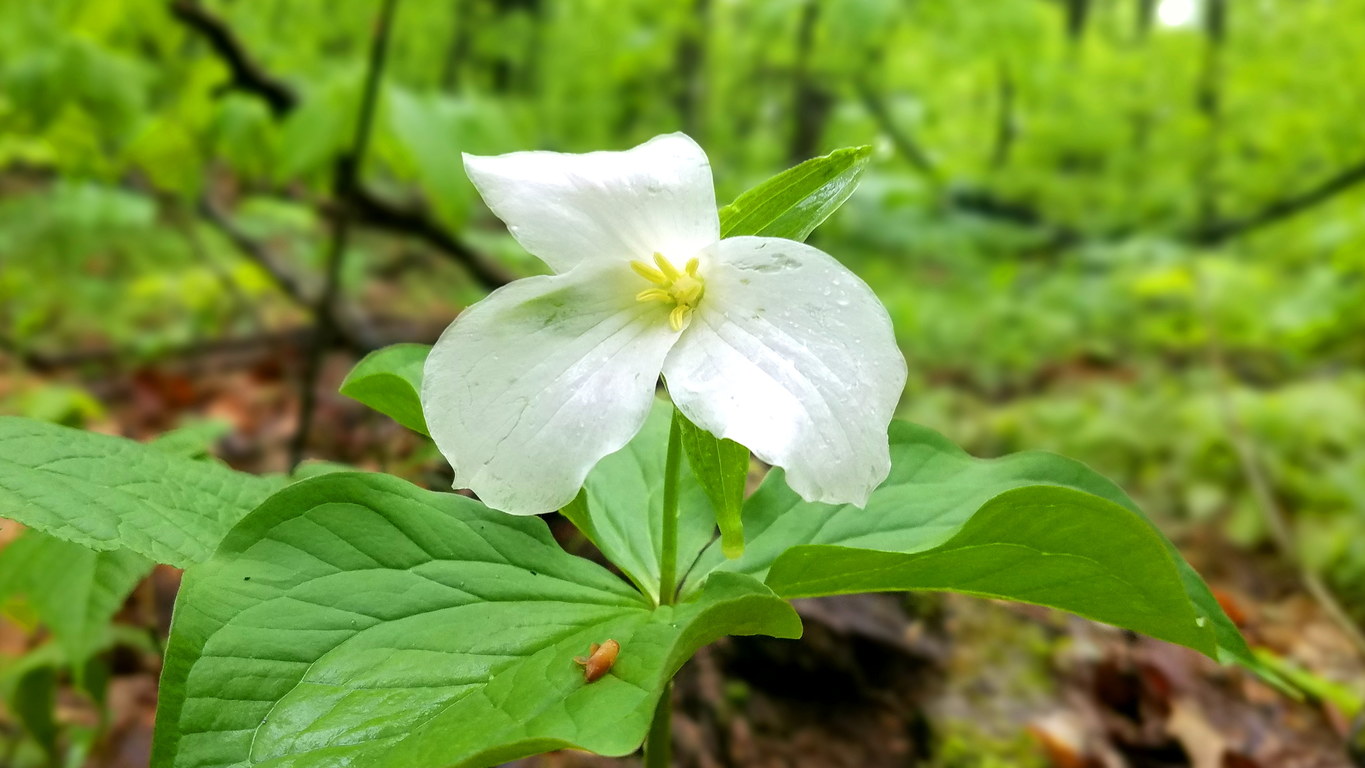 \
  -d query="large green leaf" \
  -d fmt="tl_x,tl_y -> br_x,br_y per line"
0,529 -> 153,664
561,400 -> 716,604
685,420 -> 1258,669
768,486 -> 1211,651
338,343 -> 431,436
0,417 -> 277,567
153,472 -> 799,768
719,145 -> 873,241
